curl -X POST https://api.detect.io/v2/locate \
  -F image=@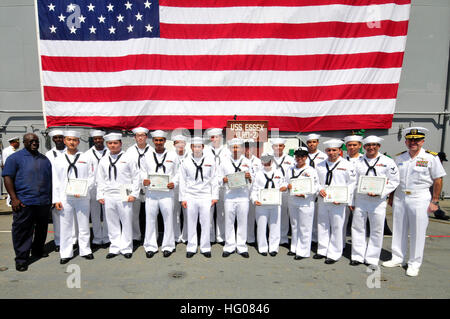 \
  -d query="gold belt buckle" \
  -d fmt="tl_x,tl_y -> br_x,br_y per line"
405,191 -> 412,195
